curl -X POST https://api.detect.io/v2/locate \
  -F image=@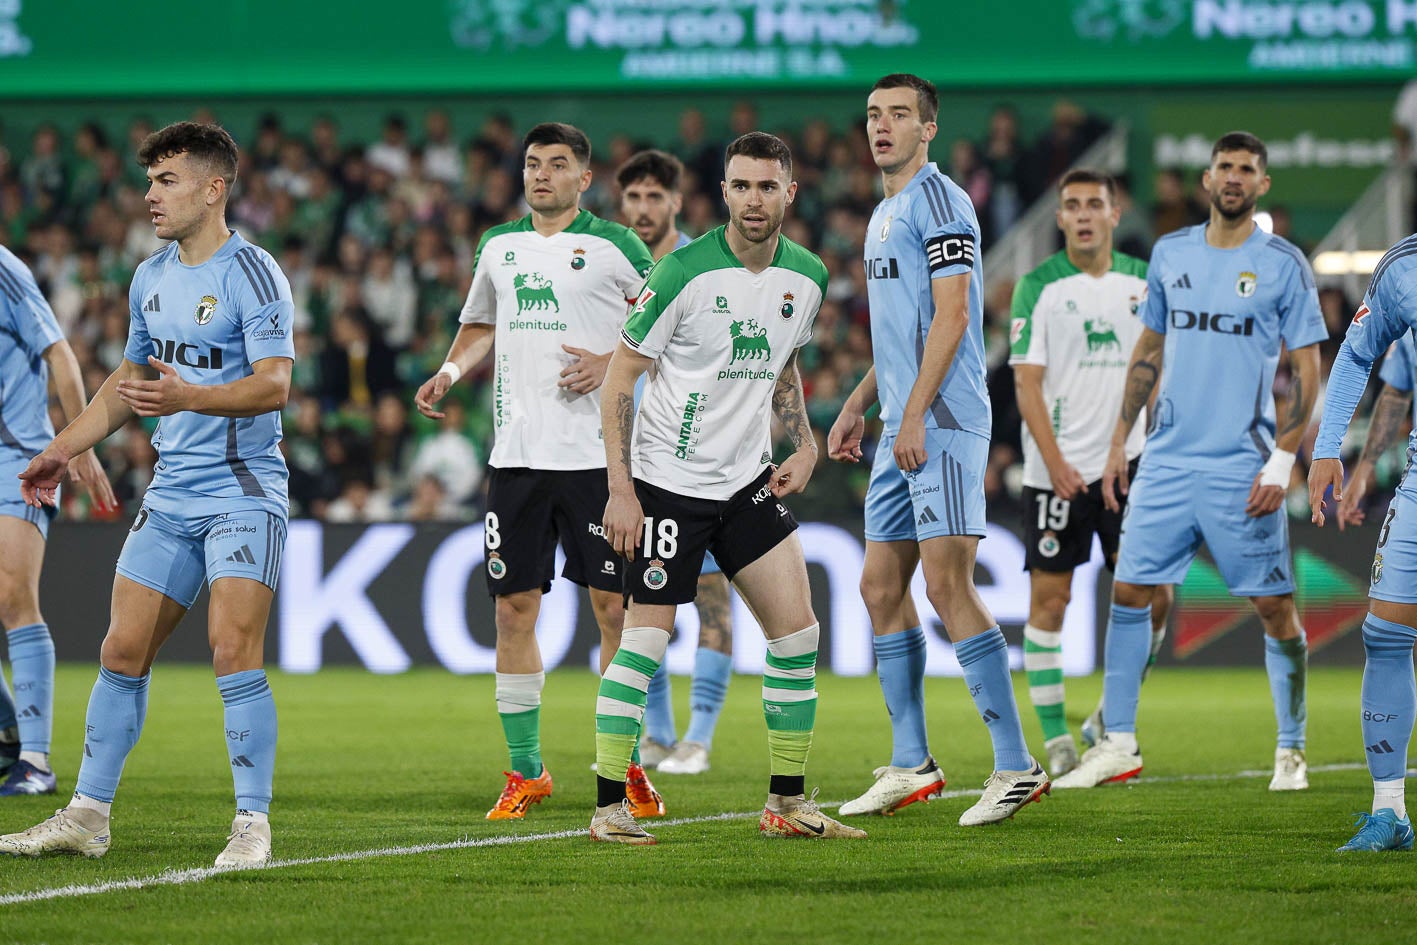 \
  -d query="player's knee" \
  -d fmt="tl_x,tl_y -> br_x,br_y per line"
0,576 -> 39,630
494,592 -> 539,635
859,574 -> 902,619
1112,581 -> 1154,609
99,632 -> 149,676
1035,588 -> 1071,628
1251,594 -> 1295,630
